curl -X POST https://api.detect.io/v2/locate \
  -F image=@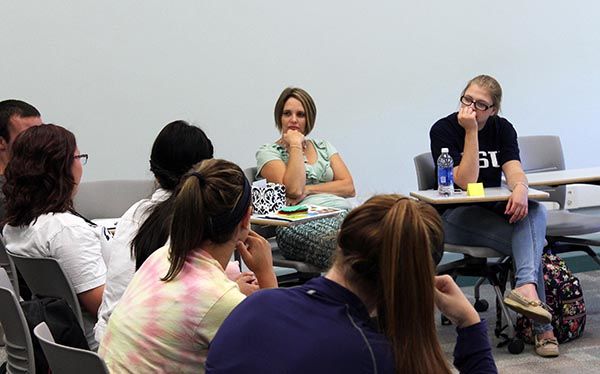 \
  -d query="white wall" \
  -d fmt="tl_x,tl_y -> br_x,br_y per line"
2,1 -> 599,200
